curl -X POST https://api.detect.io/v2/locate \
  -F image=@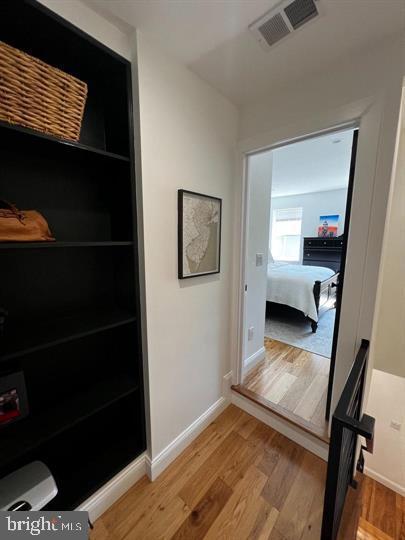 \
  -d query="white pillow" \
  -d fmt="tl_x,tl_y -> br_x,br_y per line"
268,249 -> 274,264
